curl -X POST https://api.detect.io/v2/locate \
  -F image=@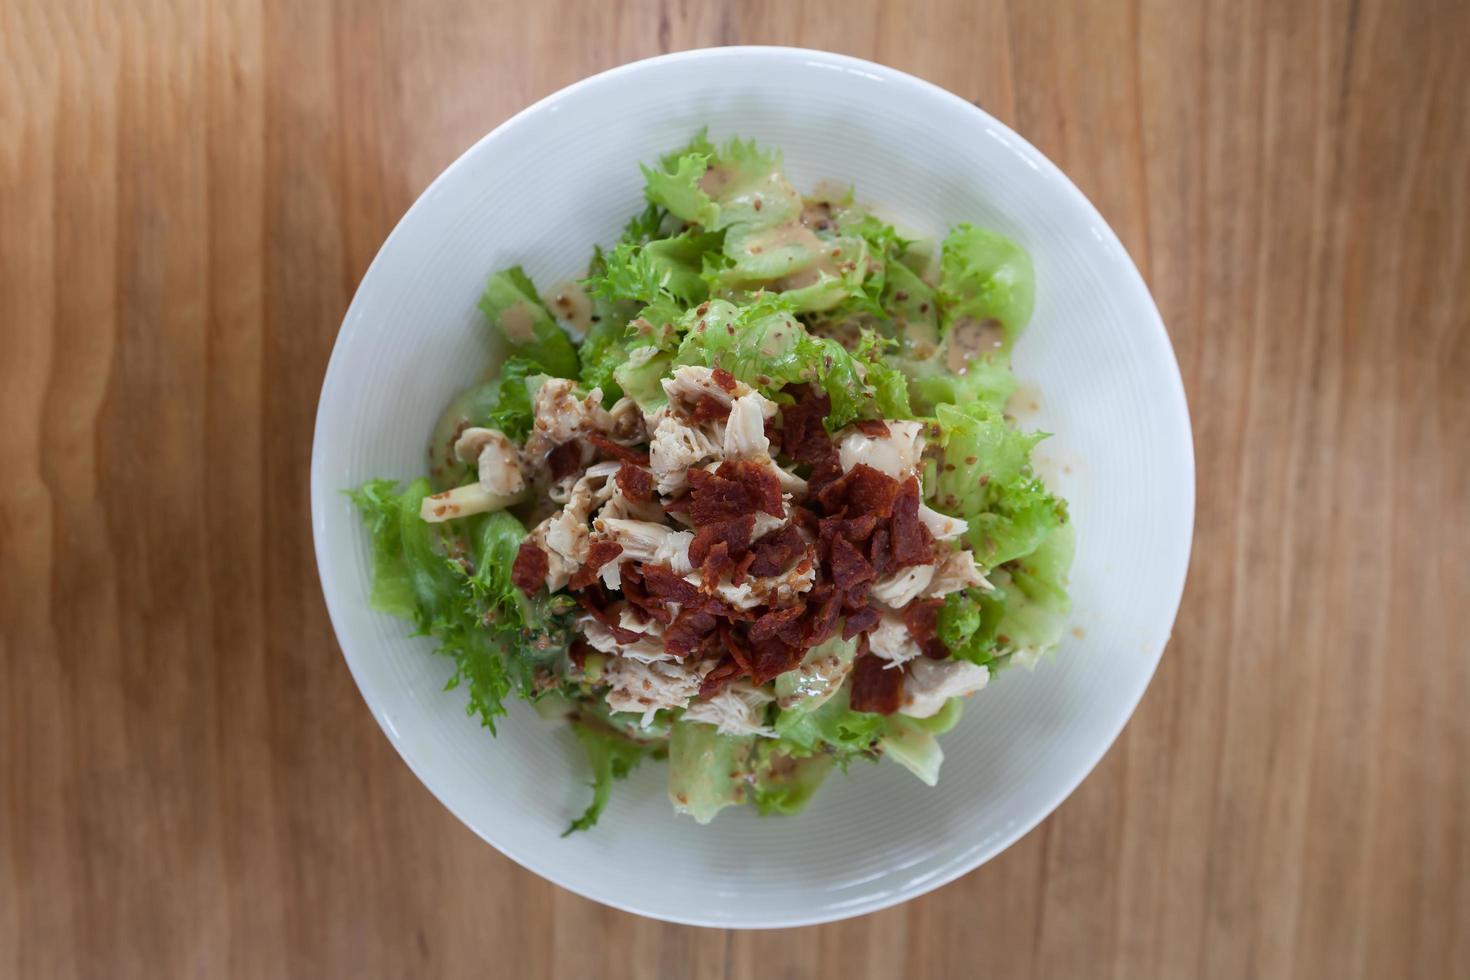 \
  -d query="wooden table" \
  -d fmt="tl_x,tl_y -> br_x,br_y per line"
4,1 -> 1467,976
